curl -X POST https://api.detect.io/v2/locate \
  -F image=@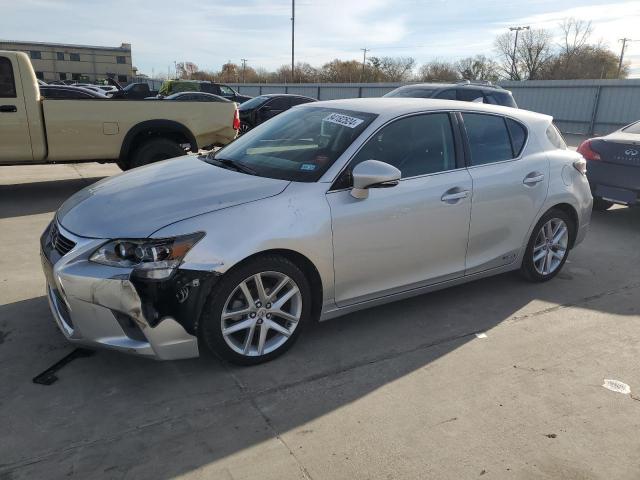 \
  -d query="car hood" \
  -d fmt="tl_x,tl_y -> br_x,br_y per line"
57,156 -> 290,239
